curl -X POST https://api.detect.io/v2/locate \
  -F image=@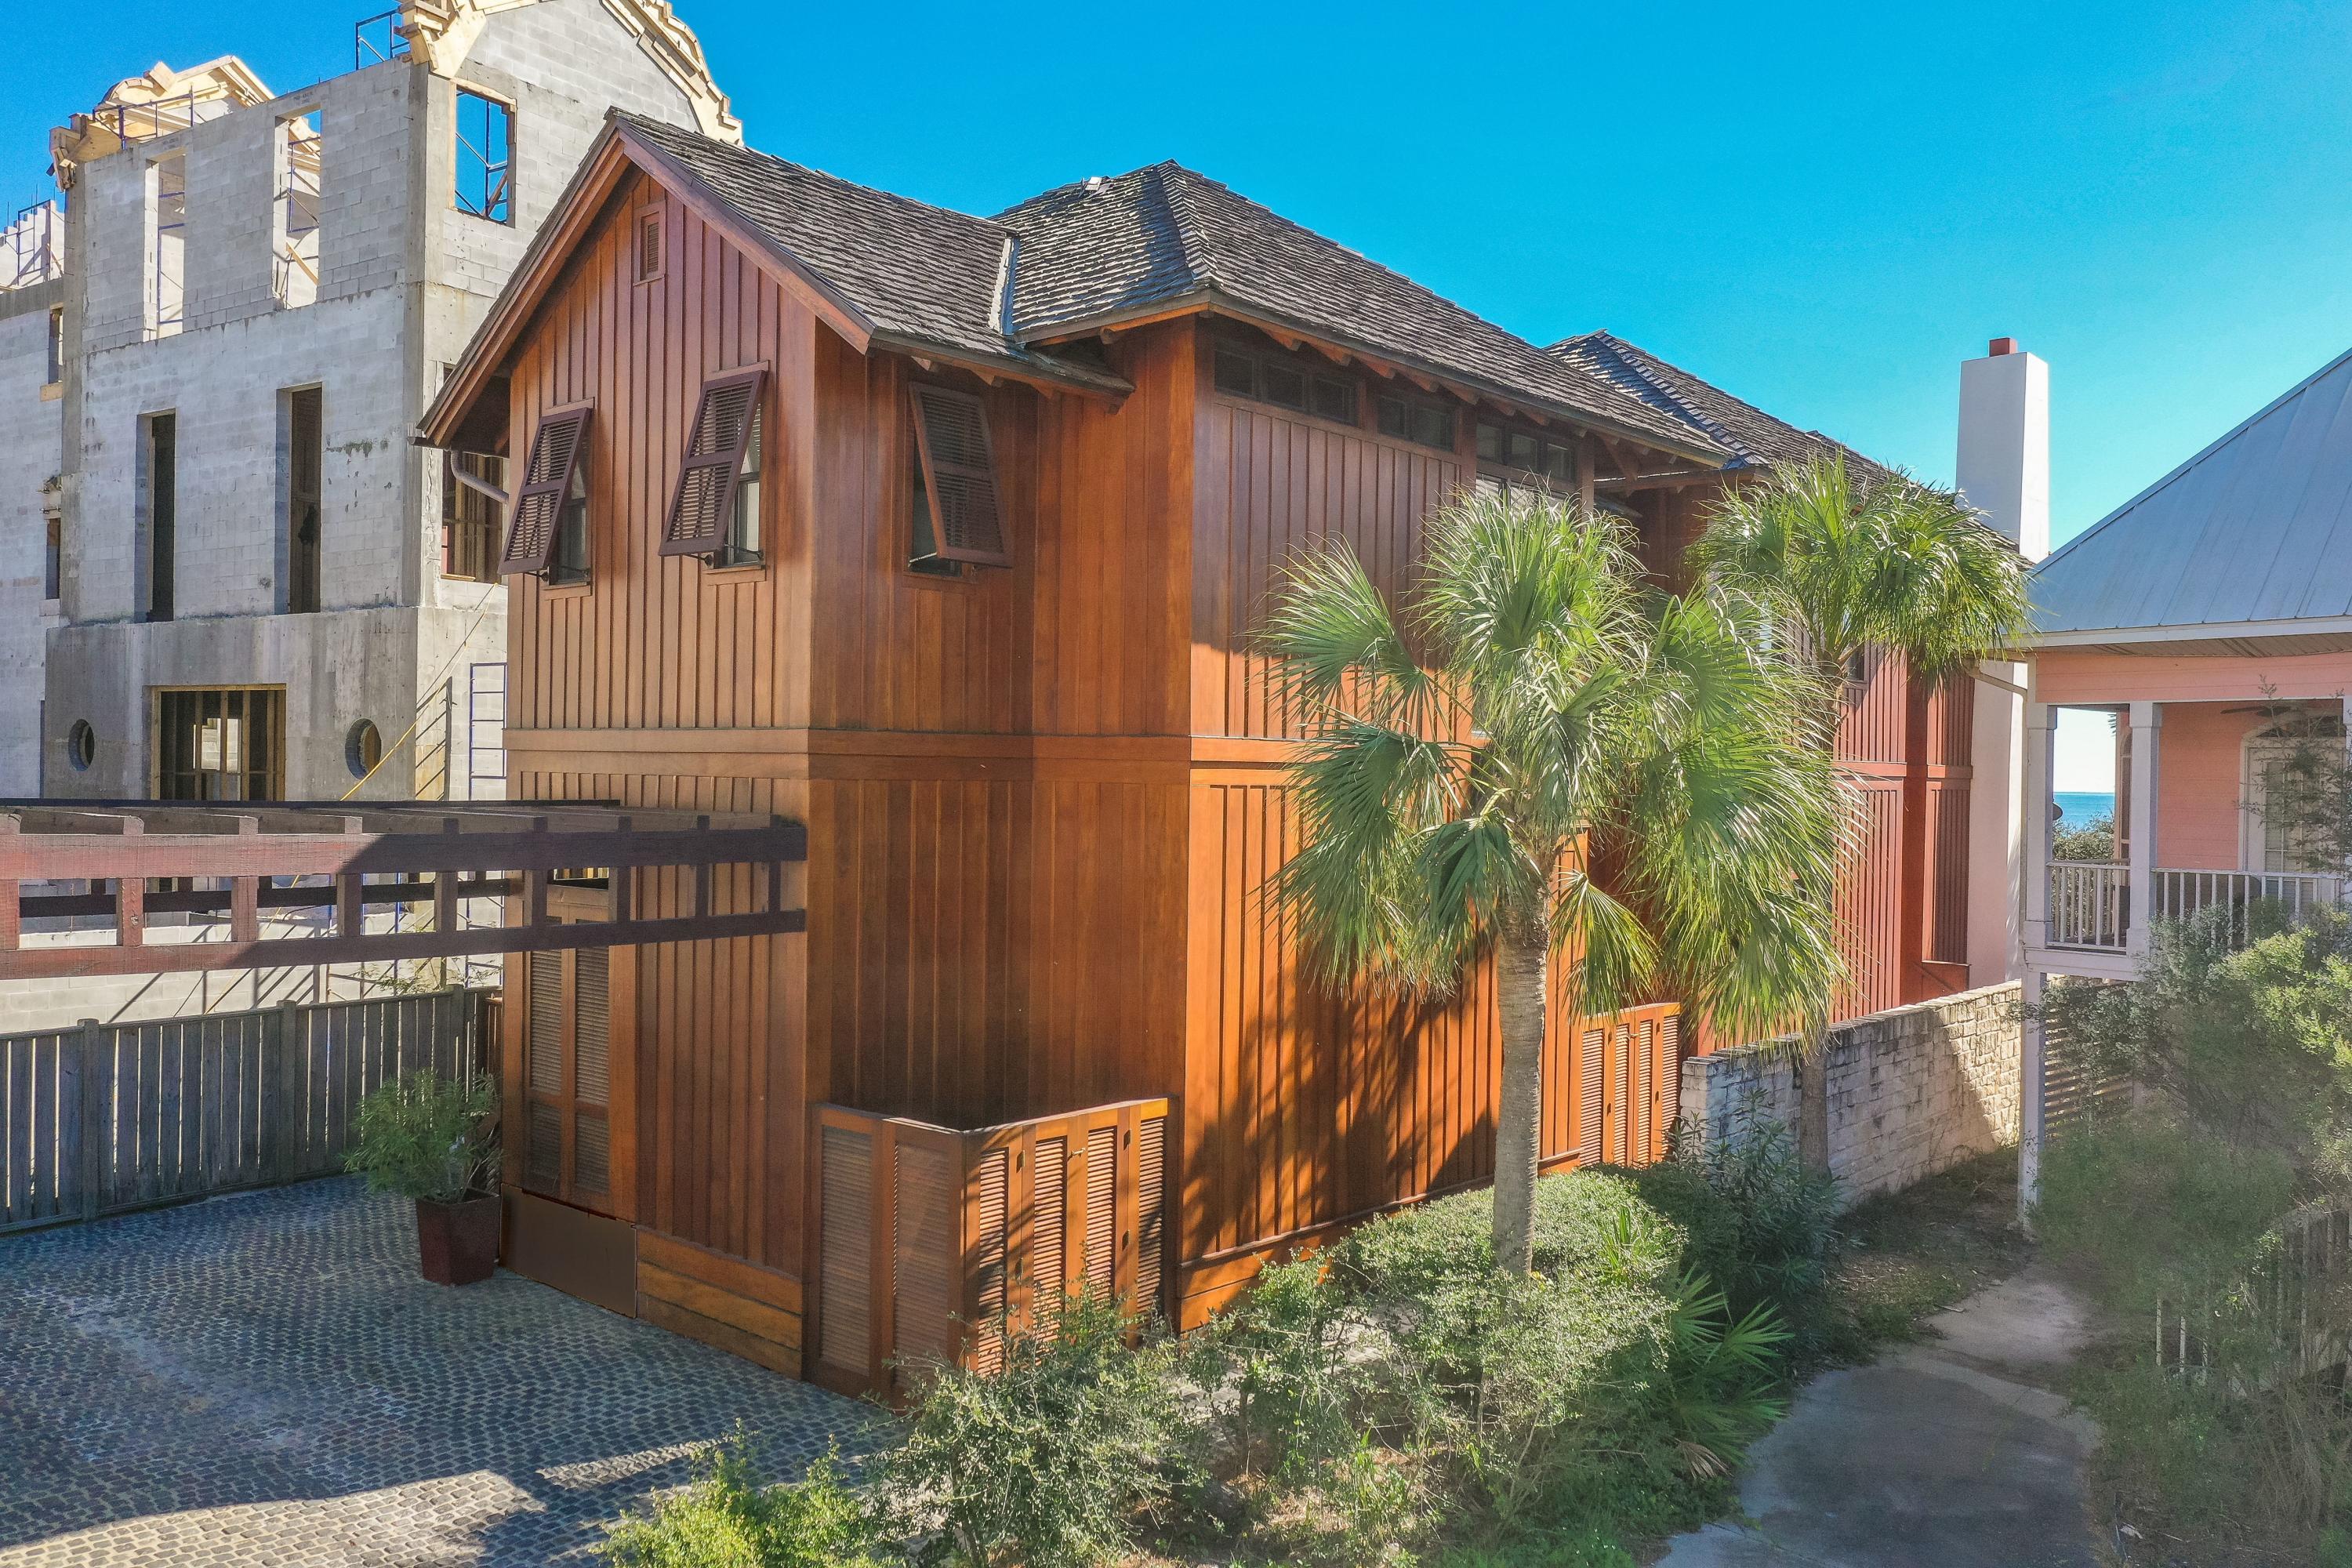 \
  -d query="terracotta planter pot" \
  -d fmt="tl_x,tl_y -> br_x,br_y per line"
415,1193 -> 500,1287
